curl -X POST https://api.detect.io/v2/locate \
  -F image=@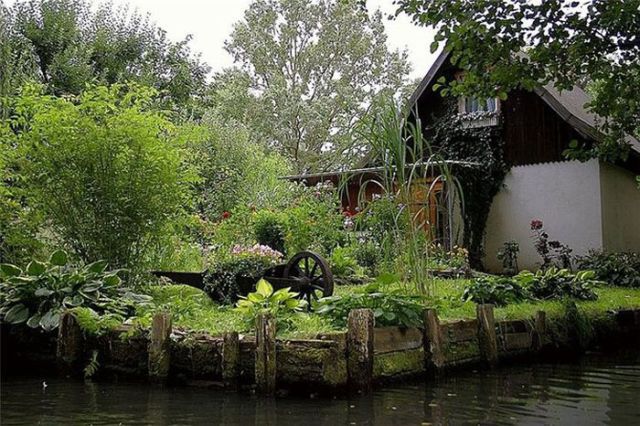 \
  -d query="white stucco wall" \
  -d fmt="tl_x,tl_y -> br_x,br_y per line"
599,162 -> 640,253
484,159 -> 603,272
